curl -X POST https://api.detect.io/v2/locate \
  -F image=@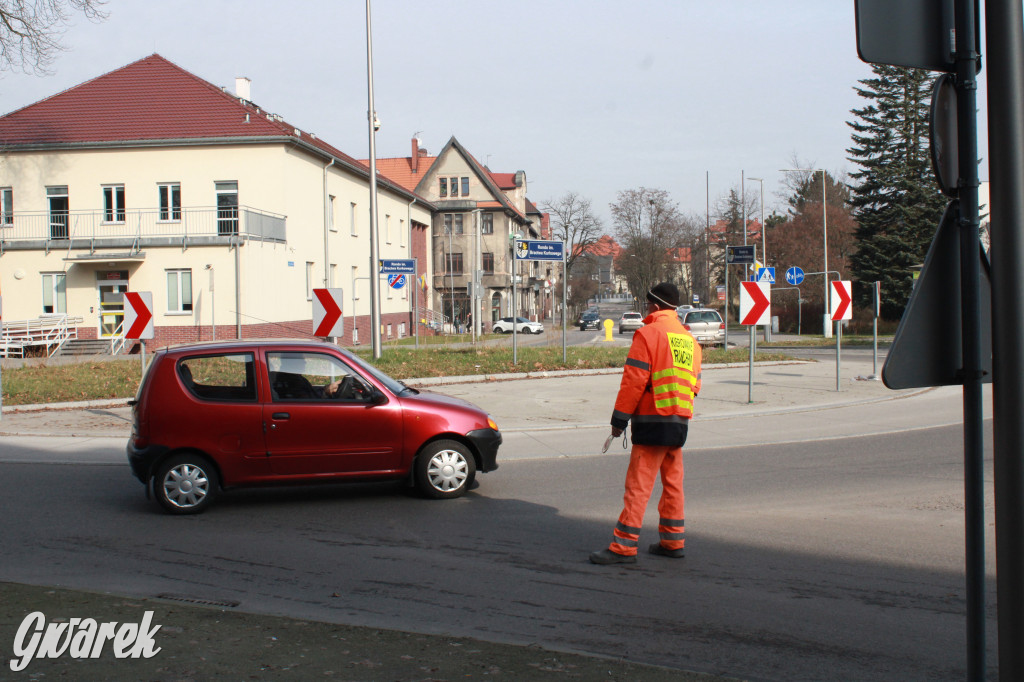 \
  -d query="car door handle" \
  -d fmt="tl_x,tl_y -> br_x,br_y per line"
272,412 -> 290,420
